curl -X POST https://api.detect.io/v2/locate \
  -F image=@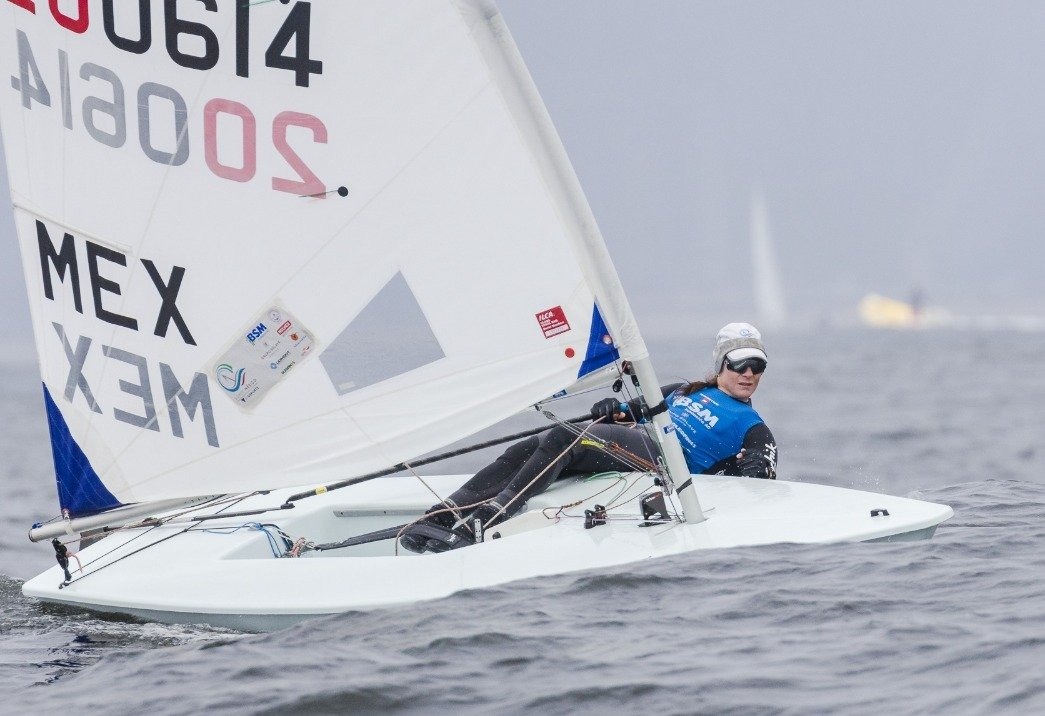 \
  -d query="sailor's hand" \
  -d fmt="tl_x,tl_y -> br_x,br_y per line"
736,448 -> 775,480
591,397 -> 628,422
